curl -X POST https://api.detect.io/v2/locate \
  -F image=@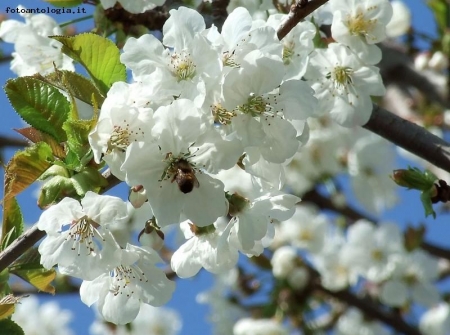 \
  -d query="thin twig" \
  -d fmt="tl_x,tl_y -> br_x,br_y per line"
315,284 -> 422,335
302,189 -> 450,261
277,0 -> 329,40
